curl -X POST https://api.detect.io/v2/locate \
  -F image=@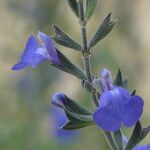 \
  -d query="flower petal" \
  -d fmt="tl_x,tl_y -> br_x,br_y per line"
93,105 -> 121,131
134,144 -> 150,150
121,96 -> 144,127
52,108 -> 78,139
12,35 -> 48,70
99,87 -> 130,108
100,68 -> 113,91
11,62 -> 31,70
51,92 -> 66,108
37,32 -> 60,65
21,35 -> 39,62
